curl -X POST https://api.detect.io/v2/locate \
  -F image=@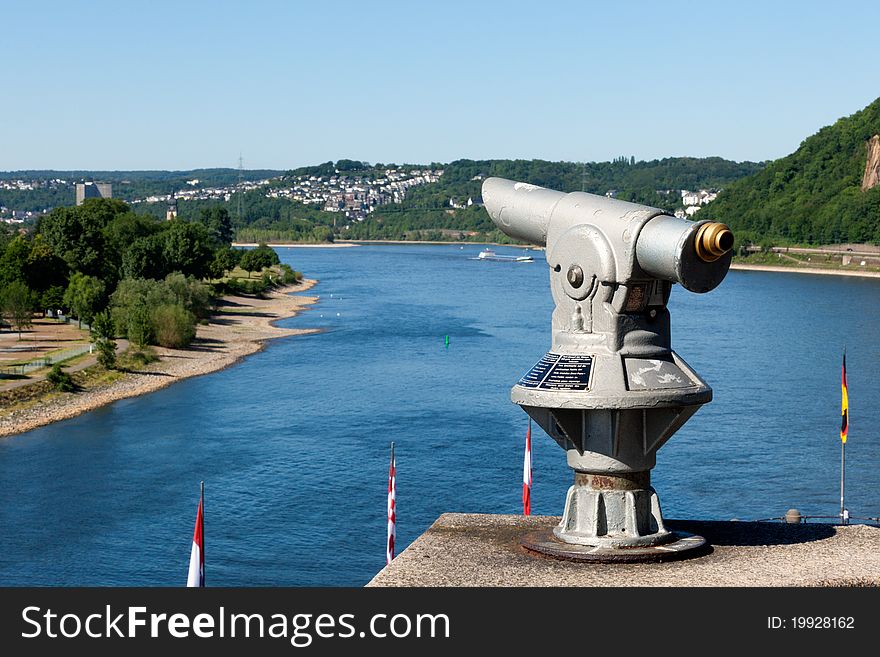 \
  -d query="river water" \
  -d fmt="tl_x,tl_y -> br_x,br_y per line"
0,244 -> 878,585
